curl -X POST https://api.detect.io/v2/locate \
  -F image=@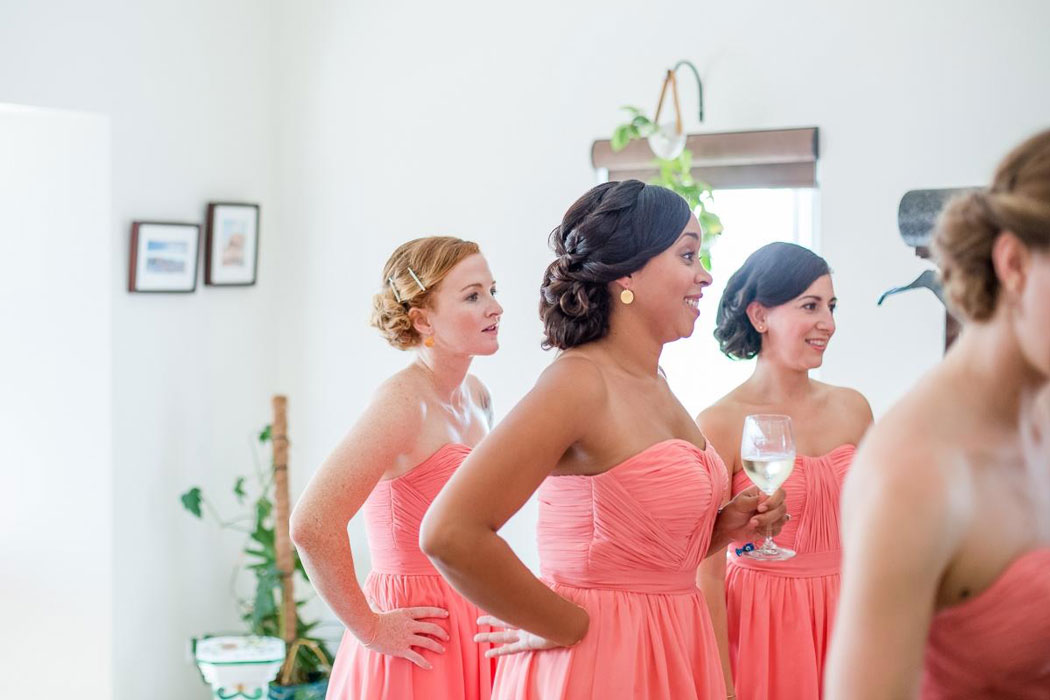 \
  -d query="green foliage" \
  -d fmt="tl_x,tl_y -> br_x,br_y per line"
611,105 -> 724,269
181,487 -> 203,518
179,424 -> 331,686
